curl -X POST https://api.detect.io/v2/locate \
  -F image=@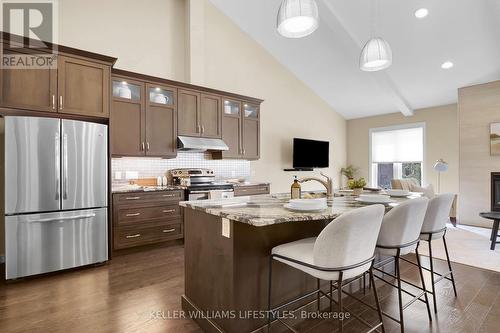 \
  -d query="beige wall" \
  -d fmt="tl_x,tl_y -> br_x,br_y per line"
346,104 -> 459,194
58,0 -> 186,81
193,1 -> 346,192
458,81 -> 500,227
